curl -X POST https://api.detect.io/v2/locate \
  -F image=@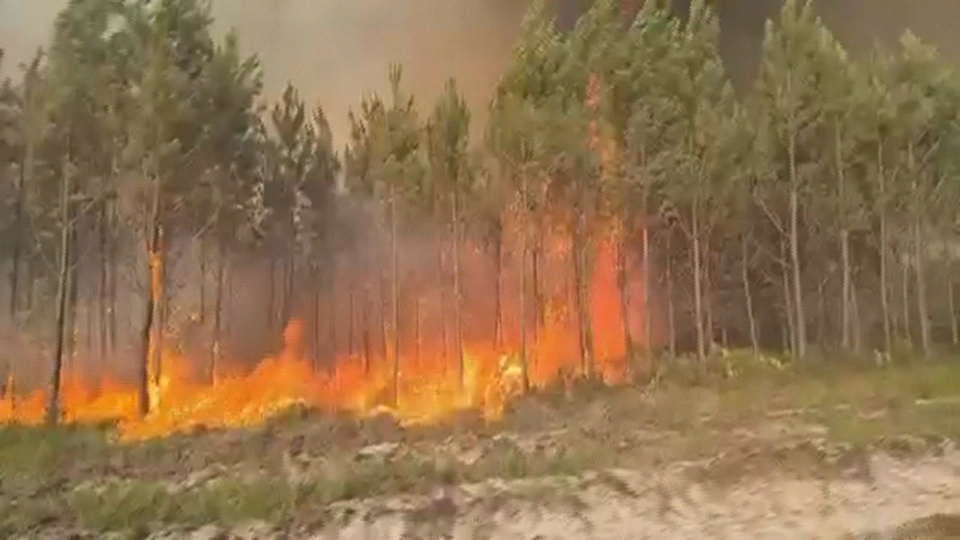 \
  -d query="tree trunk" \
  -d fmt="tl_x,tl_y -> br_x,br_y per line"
313,277 -> 322,369
836,119 -> 853,351
137,166 -> 162,418
642,211 -> 652,358
902,251 -> 912,345
8,151 -> 29,320
199,237 -> 207,322
281,255 -> 295,327
98,202 -> 109,363
65,227 -> 80,370
851,282 -> 863,354
692,205 -> 706,363
877,140 -> 892,353
616,222 -> 635,375
436,237 -> 449,360
781,239 -> 796,357
348,278 -> 356,356
390,181 -> 401,406
742,234 -> 759,359
46,157 -> 72,426
949,253 -> 959,347
107,200 -> 118,358
840,228 -> 852,350
572,204 -> 595,379
518,172 -> 530,392
666,232 -> 676,359
788,131 -> 806,359
914,217 -> 931,357
378,270 -> 388,364
362,283 -> 372,375
268,259 -> 277,333
451,190 -> 465,389
414,294 -> 422,364
211,242 -> 225,383
494,228 -> 504,350
532,227 -> 545,342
